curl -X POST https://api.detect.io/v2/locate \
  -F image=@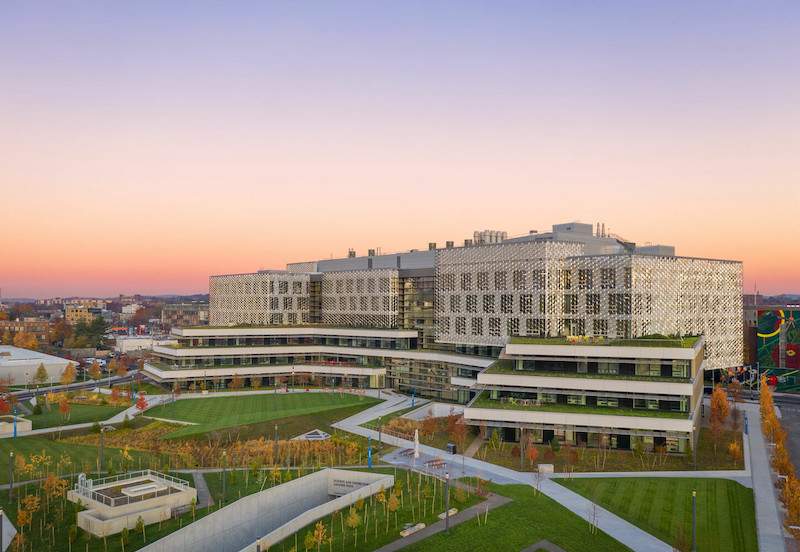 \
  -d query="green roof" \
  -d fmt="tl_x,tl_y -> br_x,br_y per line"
509,335 -> 700,349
